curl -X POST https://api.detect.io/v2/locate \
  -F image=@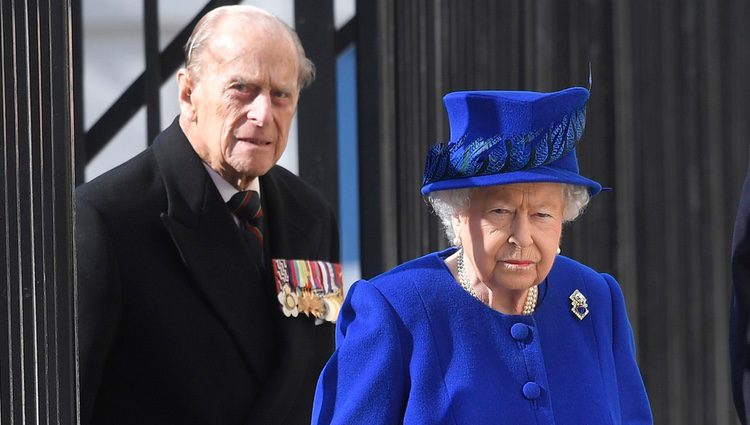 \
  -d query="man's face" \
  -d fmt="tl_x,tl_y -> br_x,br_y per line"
178,20 -> 300,185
